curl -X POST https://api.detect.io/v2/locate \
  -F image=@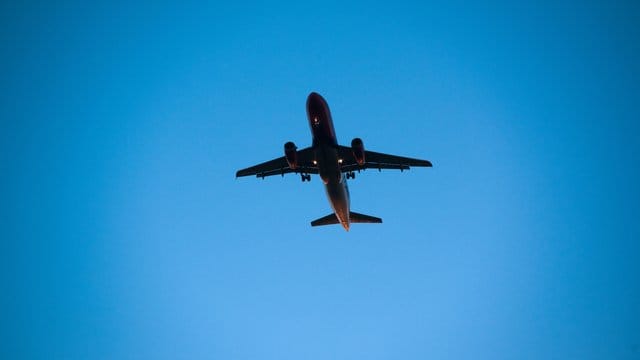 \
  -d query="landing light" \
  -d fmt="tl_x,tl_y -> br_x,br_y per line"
313,160 -> 317,165
338,159 -> 343,164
